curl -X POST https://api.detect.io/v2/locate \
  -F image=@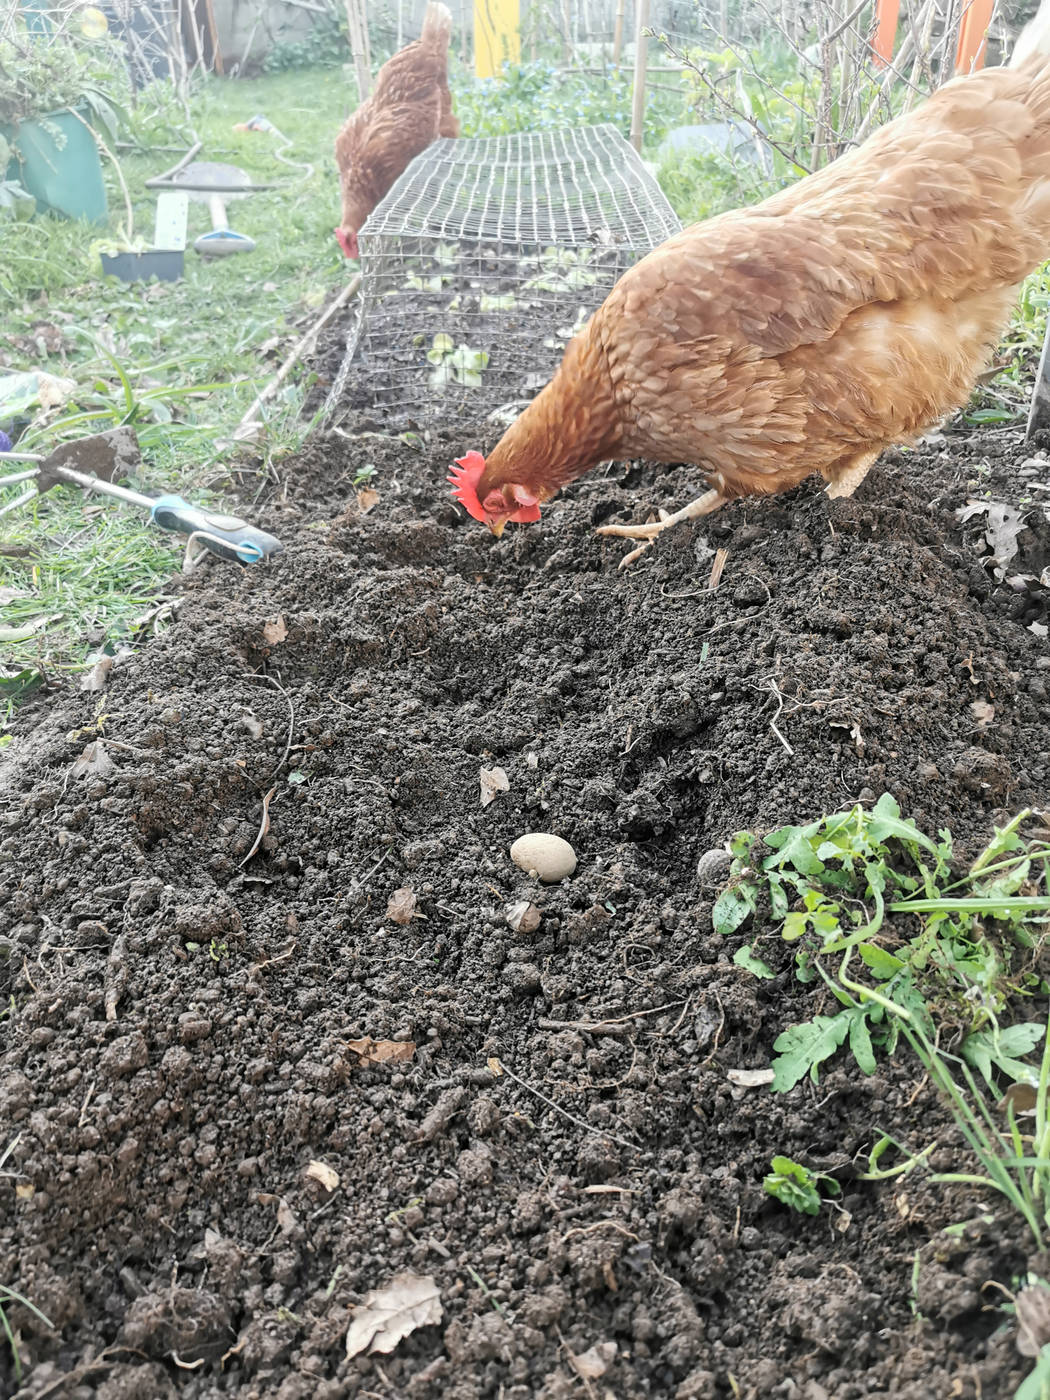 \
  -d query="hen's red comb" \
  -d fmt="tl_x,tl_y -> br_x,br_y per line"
448,451 -> 488,522
449,452 -> 542,525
